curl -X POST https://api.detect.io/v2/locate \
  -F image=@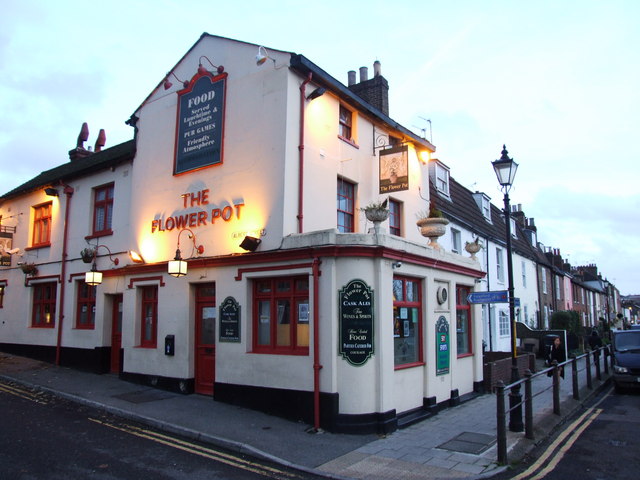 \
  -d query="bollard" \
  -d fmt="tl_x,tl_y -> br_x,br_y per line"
586,351 -> 593,389
496,381 -> 507,465
552,360 -> 560,415
572,357 -> 579,400
595,349 -> 602,380
524,370 -> 534,440
603,346 -> 609,375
